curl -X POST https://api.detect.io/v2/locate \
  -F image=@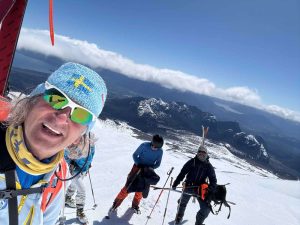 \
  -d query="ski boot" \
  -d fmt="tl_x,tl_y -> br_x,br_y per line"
77,208 -> 88,224
109,201 -> 119,212
105,202 -> 118,219
65,195 -> 76,208
131,205 -> 141,214
174,216 -> 183,224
